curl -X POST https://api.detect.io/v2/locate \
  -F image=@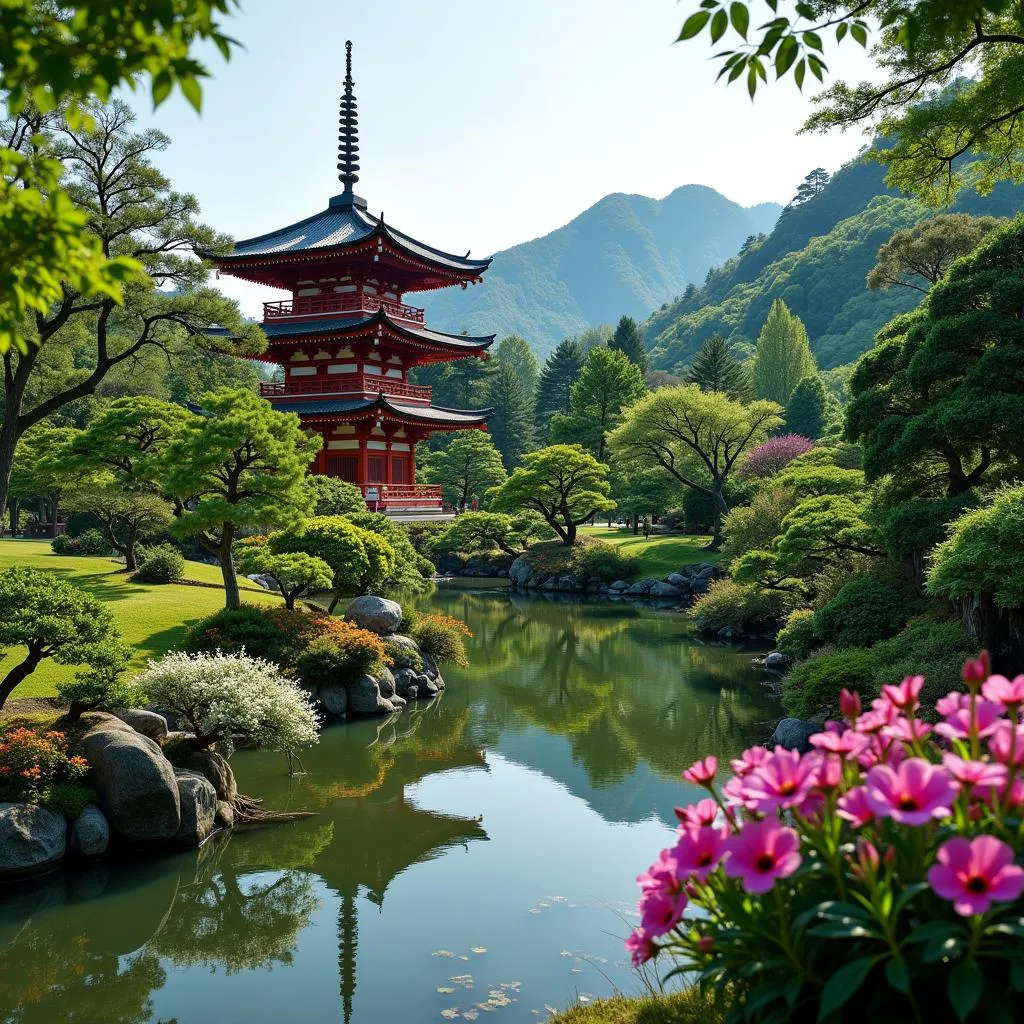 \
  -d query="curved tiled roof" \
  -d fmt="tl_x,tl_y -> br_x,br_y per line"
271,393 -> 490,427
260,310 -> 494,350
